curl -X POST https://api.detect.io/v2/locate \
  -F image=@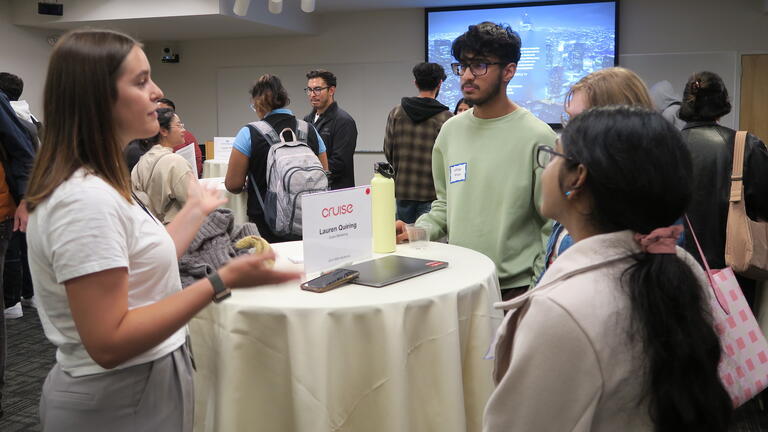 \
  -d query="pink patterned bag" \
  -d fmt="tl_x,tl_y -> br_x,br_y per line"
686,215 -> 768,406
